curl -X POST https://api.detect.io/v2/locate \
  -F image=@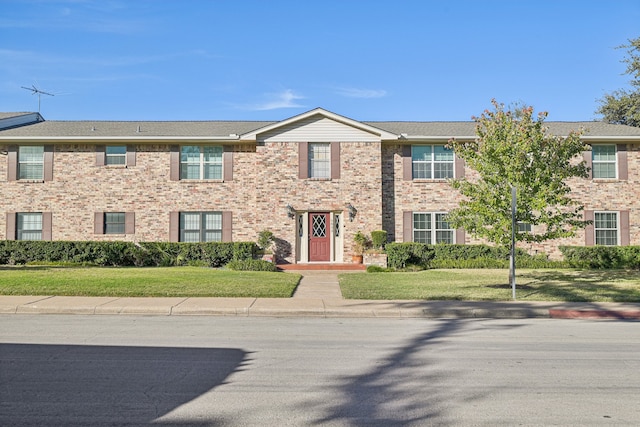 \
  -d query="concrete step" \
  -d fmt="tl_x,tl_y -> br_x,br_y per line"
277,263 -> 366,271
